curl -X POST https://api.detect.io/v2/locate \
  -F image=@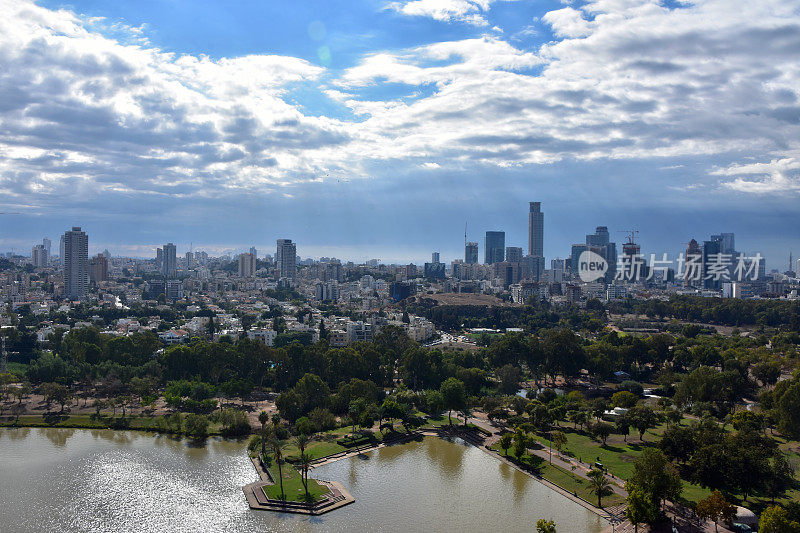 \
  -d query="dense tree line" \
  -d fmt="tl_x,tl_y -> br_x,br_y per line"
609,295 -> 800,329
